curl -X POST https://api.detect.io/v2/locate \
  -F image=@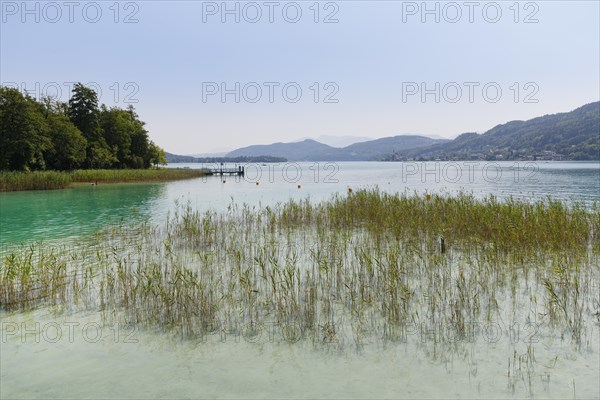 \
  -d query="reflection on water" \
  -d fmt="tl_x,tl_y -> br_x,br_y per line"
1,294 -> 598,399
3,309 -> 488,399
1,162 -> 598,245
